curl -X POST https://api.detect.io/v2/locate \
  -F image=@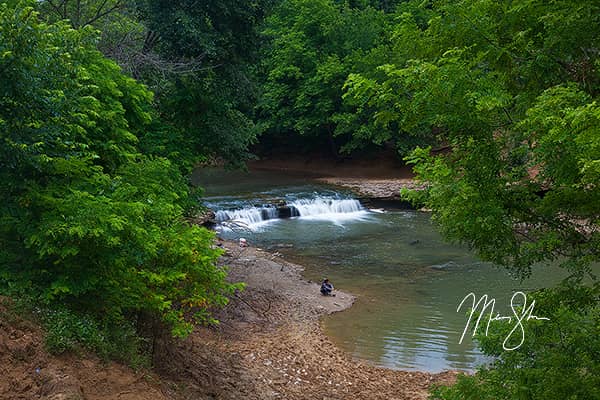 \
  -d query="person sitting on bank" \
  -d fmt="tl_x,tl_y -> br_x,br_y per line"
320,278 -> 334,296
